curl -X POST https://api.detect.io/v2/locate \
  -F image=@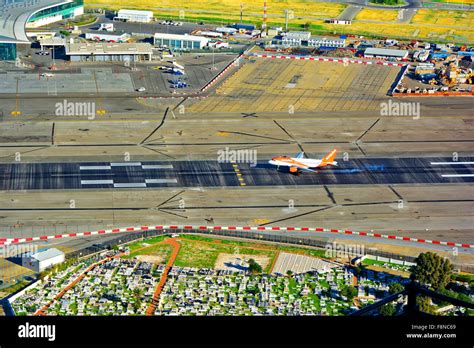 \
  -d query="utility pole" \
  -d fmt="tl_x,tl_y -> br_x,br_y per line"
240,2 -> 243,23
284,9 -> 294,32
262,0 -> 267,32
